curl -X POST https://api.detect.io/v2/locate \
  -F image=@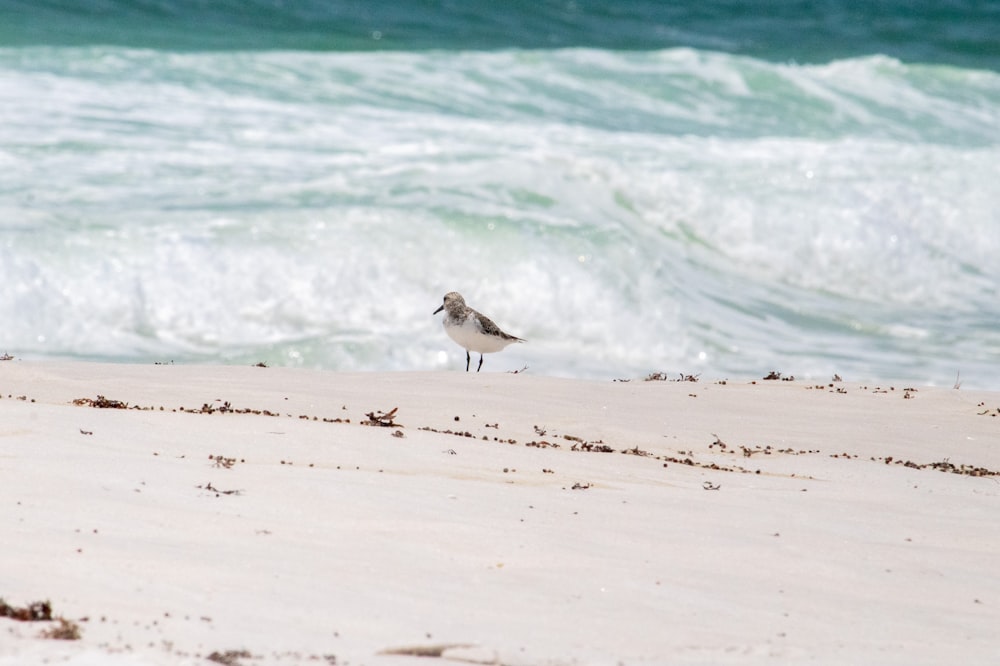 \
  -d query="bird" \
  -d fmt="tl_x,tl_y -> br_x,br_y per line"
433,292 -> 524,372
